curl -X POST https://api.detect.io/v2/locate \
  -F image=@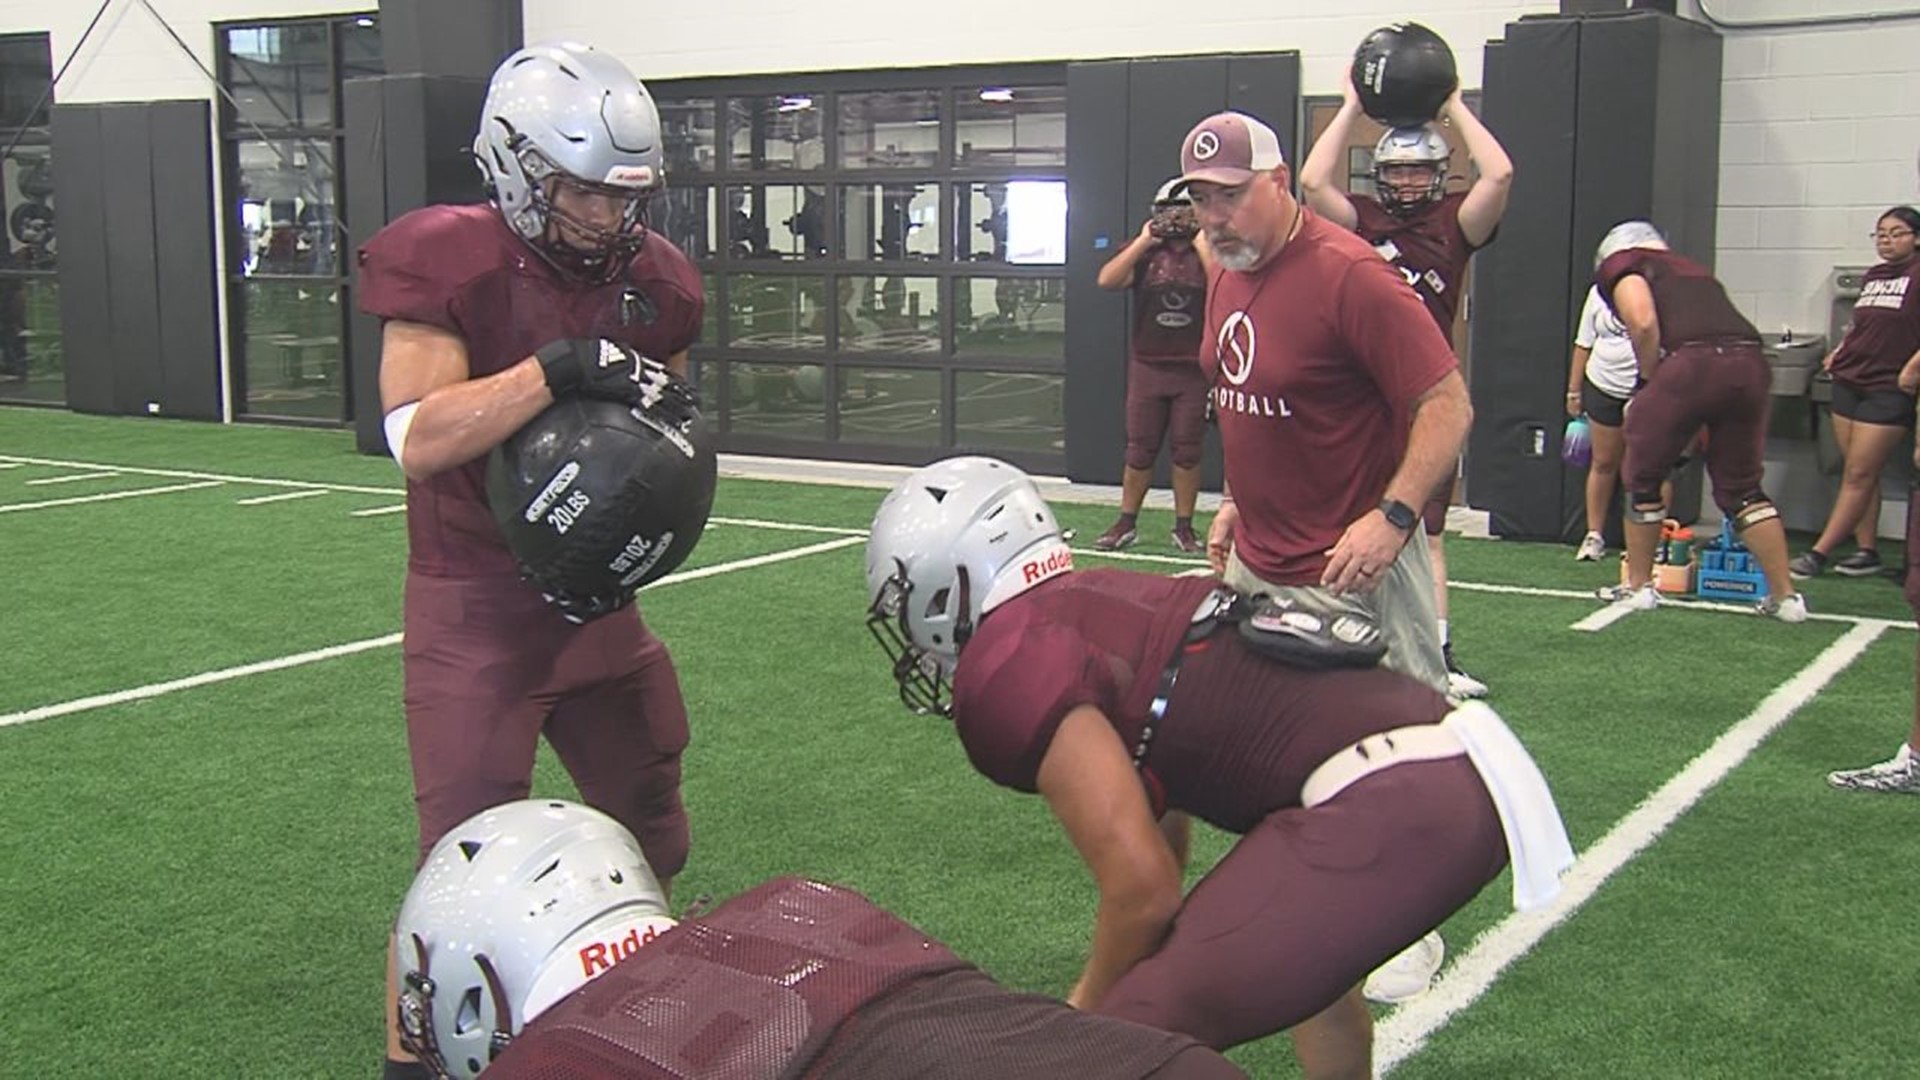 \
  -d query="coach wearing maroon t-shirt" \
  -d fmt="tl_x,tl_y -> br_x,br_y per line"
359,44 -> 706,1080
1179,111 -> 1473,695
1300,75 -> 1513,704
